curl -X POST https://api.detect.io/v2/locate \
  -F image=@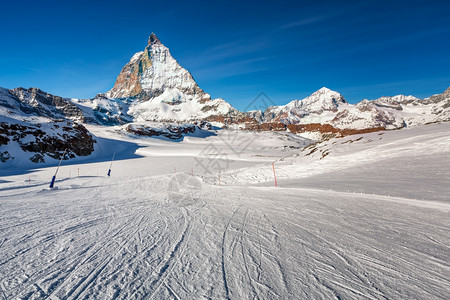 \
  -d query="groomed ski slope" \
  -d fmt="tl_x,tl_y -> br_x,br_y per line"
1,123 -> 449,299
